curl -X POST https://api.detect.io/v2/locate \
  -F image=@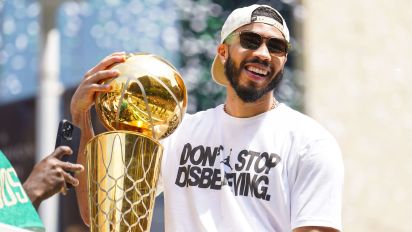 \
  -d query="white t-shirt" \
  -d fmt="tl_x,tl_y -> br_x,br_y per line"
159,103 -> 343,232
